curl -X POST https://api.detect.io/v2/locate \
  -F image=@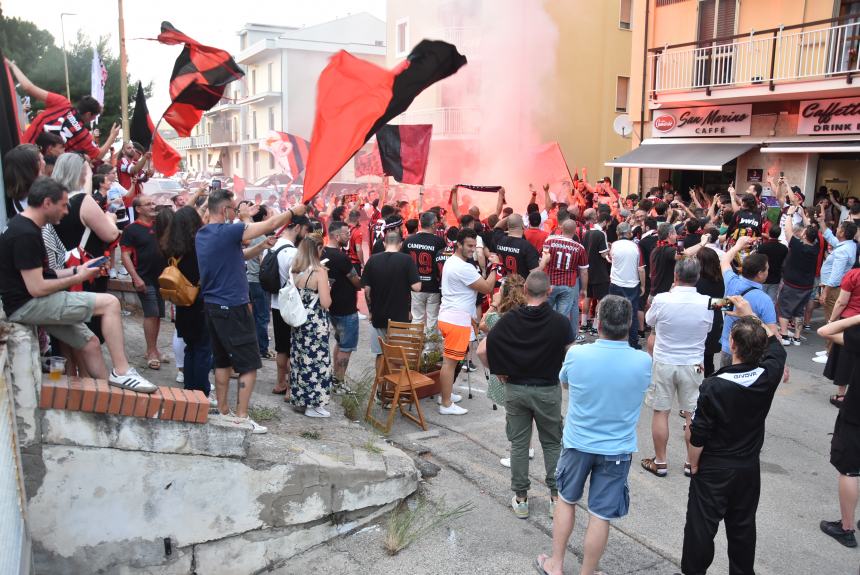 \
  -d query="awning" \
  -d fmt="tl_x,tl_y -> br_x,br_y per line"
761,142 -> 860,154
605,142 -> 756,171
208,149 -> 222,169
